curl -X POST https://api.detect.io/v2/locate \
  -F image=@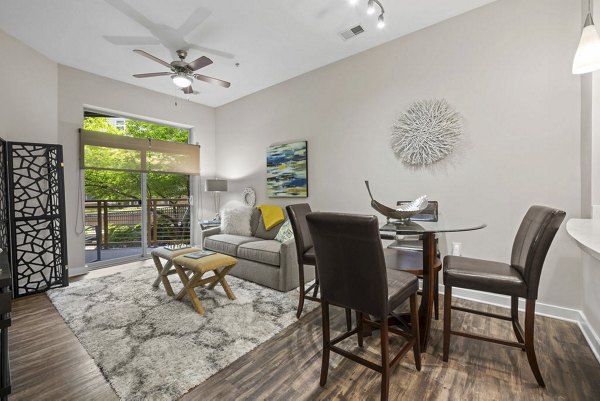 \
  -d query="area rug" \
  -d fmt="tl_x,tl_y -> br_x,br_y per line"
47,264 -> 317,401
